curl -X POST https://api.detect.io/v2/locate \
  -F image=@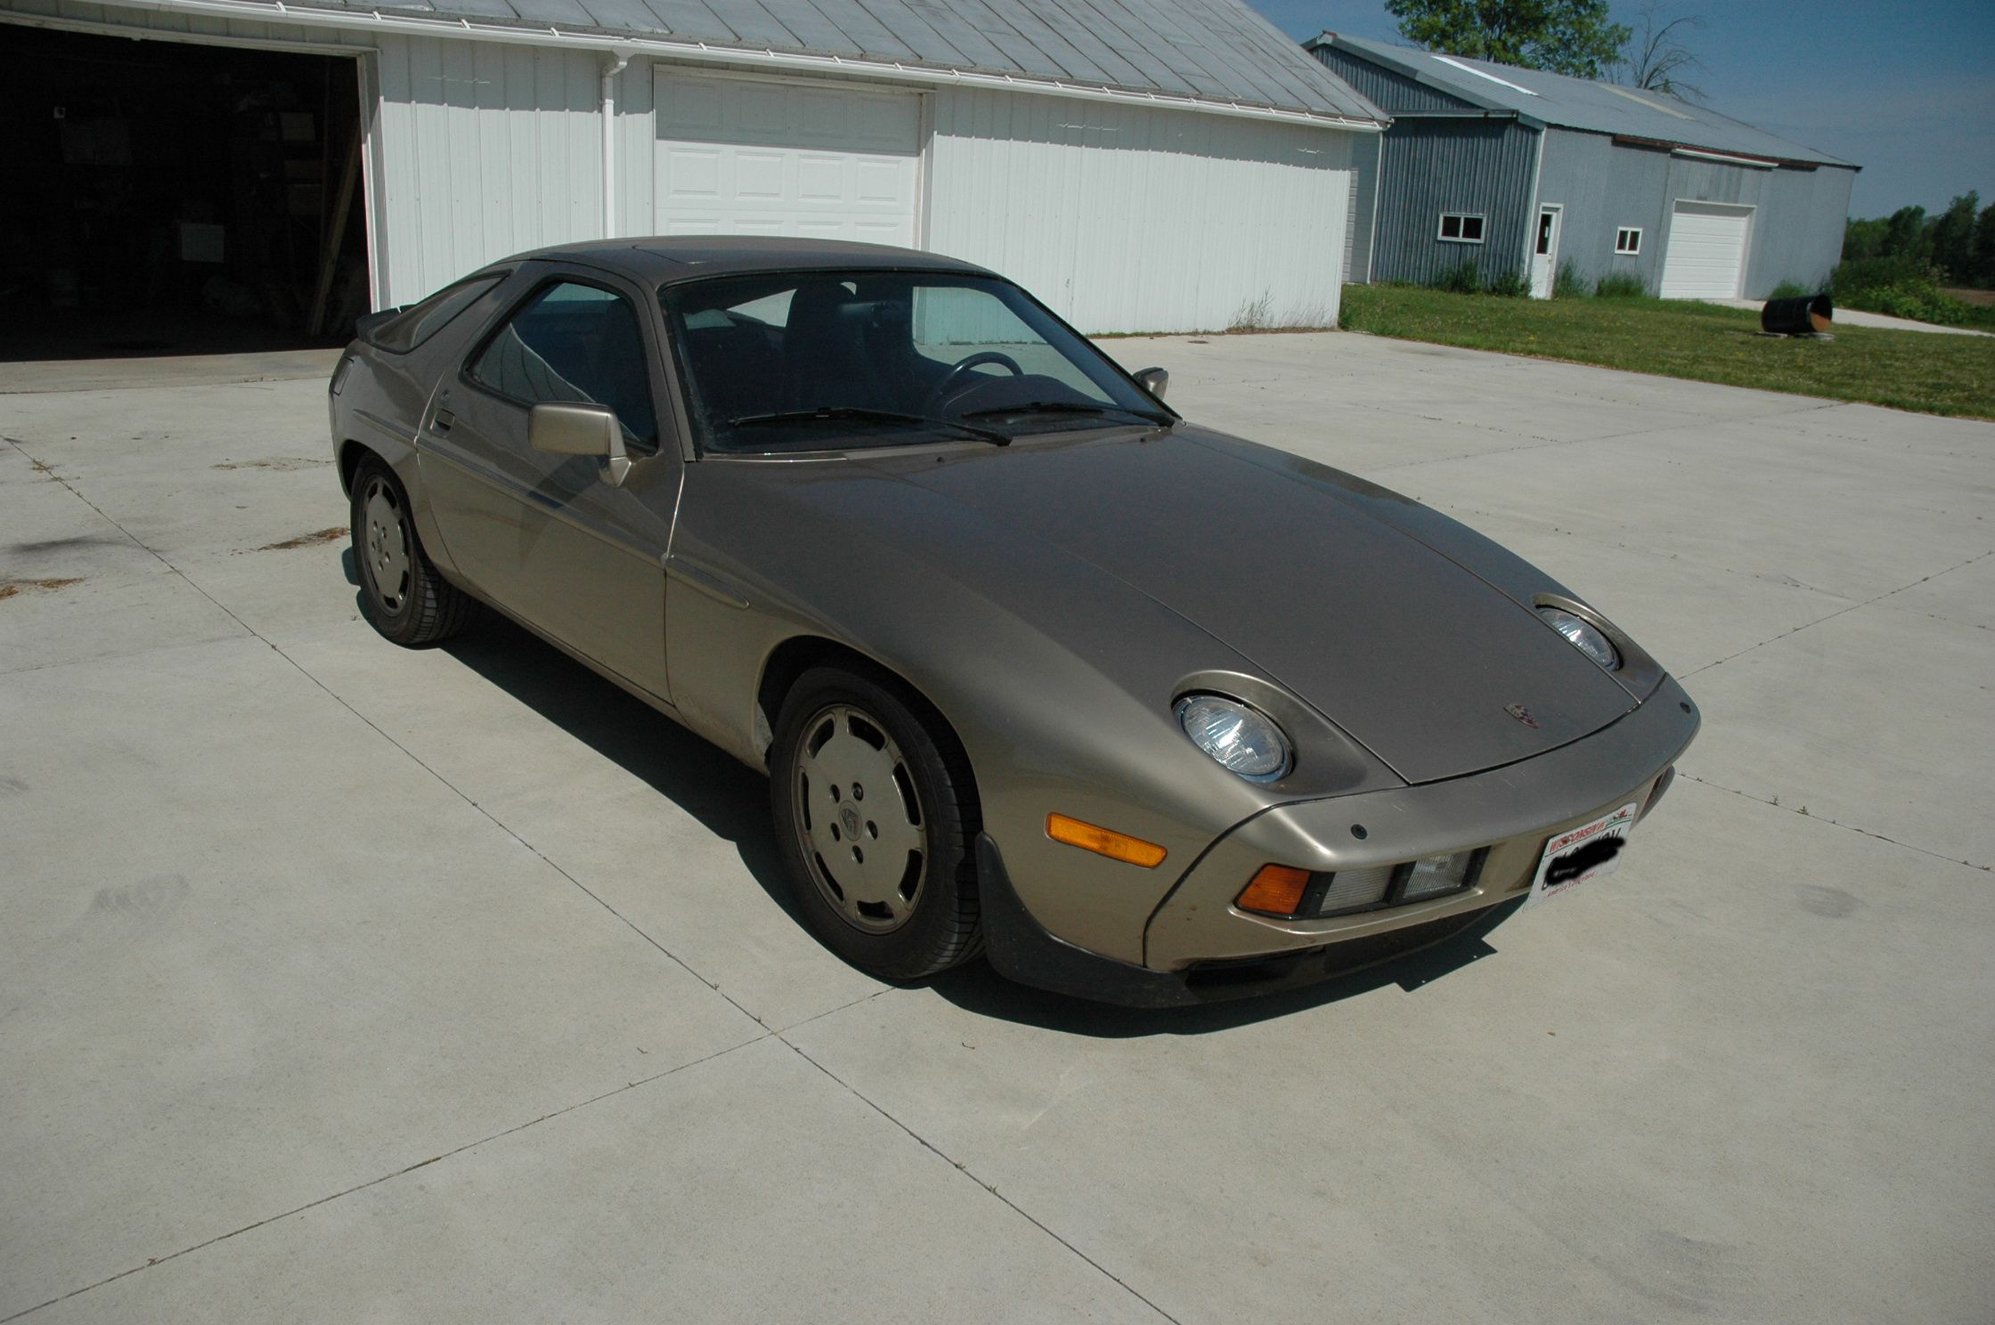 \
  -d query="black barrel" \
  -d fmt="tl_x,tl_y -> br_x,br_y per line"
1761,293 -> 1833,335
